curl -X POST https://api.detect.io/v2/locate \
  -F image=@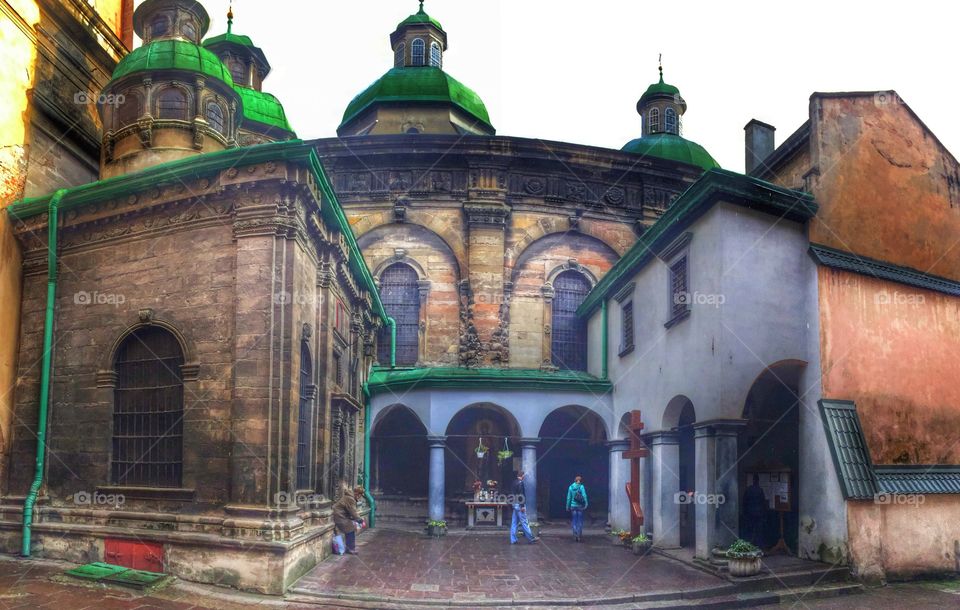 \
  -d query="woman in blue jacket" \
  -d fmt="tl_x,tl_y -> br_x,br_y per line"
566,474 -> 588,542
